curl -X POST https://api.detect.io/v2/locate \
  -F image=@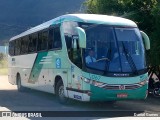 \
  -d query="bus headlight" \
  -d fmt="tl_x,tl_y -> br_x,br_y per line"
139,80 -> 148,86
92,80 -> 104,87
83,77 -> 104,87
84,78 -> 91,83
